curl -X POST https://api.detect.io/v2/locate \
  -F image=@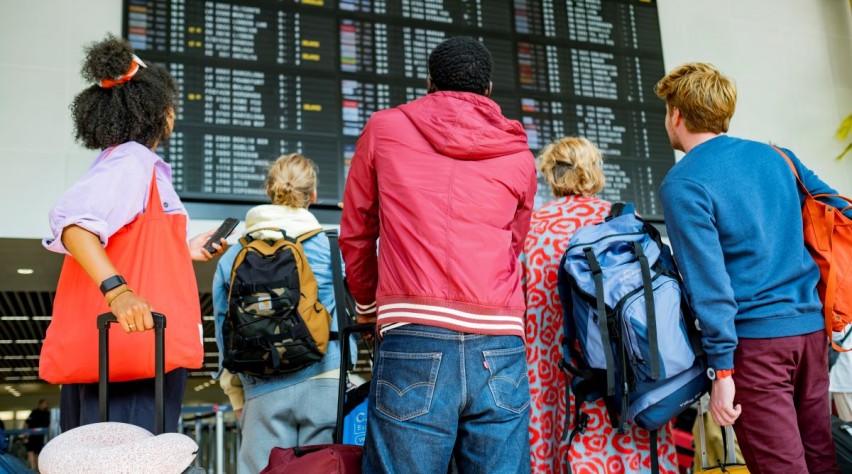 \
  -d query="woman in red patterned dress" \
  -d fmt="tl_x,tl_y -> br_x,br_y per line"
522,137 -> 678,473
